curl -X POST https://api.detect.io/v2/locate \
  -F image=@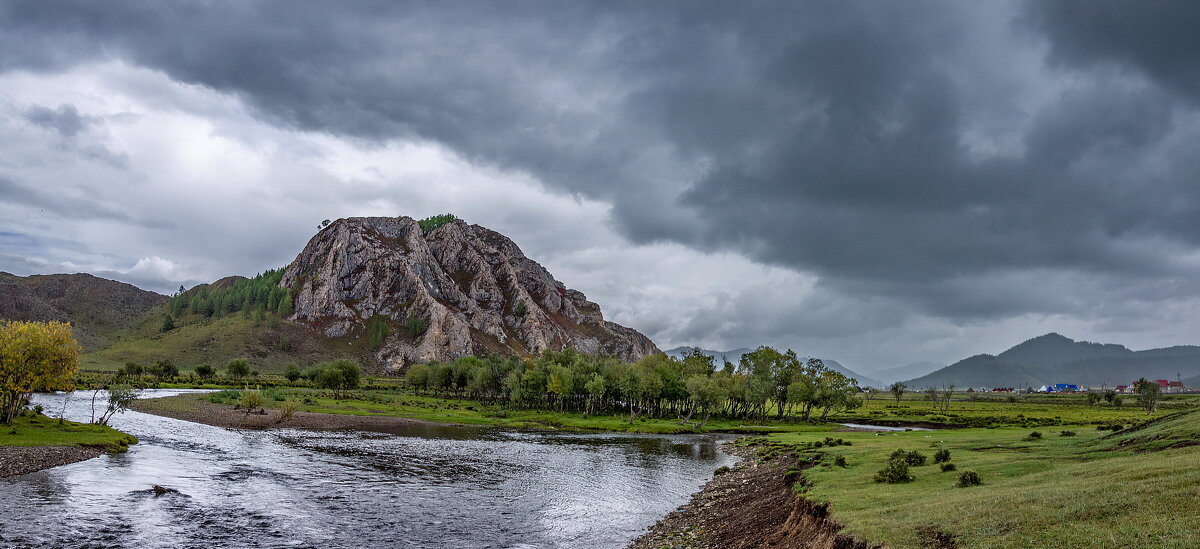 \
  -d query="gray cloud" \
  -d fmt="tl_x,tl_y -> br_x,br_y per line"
23,103 -> 91,138
2,1 -> 1200,366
